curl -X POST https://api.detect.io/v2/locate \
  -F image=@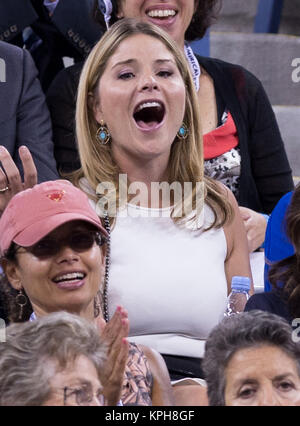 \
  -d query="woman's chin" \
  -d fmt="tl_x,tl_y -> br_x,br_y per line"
46,290 -> 94,316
